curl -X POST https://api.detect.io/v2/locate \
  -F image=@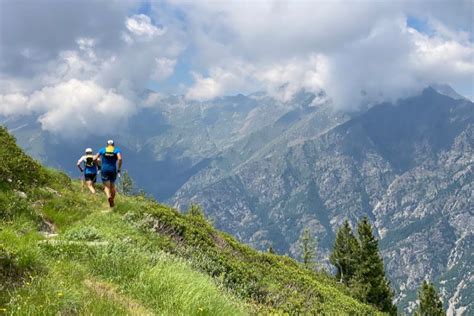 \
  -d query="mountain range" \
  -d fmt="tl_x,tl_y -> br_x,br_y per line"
2,85 -> 472,314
